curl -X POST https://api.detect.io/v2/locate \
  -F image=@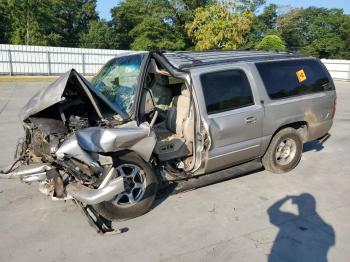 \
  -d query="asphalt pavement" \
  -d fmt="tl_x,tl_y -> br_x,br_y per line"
0,81 -> 349,262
